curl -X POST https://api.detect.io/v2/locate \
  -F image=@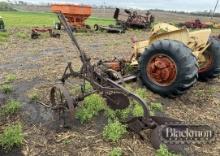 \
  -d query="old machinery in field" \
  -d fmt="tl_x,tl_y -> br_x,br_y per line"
48,13 -> 184,152
51,4 -> 92,31
94,24 -> 125,33
113,8 -> 155,29
178,19 -> 210,29
31,28 -> 60,39
103,23 -> 220,97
